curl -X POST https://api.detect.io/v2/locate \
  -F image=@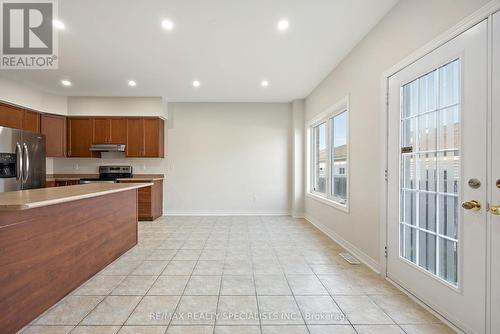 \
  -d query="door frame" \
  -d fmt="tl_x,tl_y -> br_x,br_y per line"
379,1 -> 500,333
